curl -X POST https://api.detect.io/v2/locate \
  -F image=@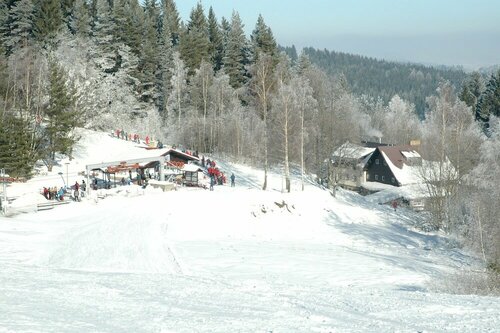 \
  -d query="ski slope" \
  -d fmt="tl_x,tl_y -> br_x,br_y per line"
0,129 -> 498,332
